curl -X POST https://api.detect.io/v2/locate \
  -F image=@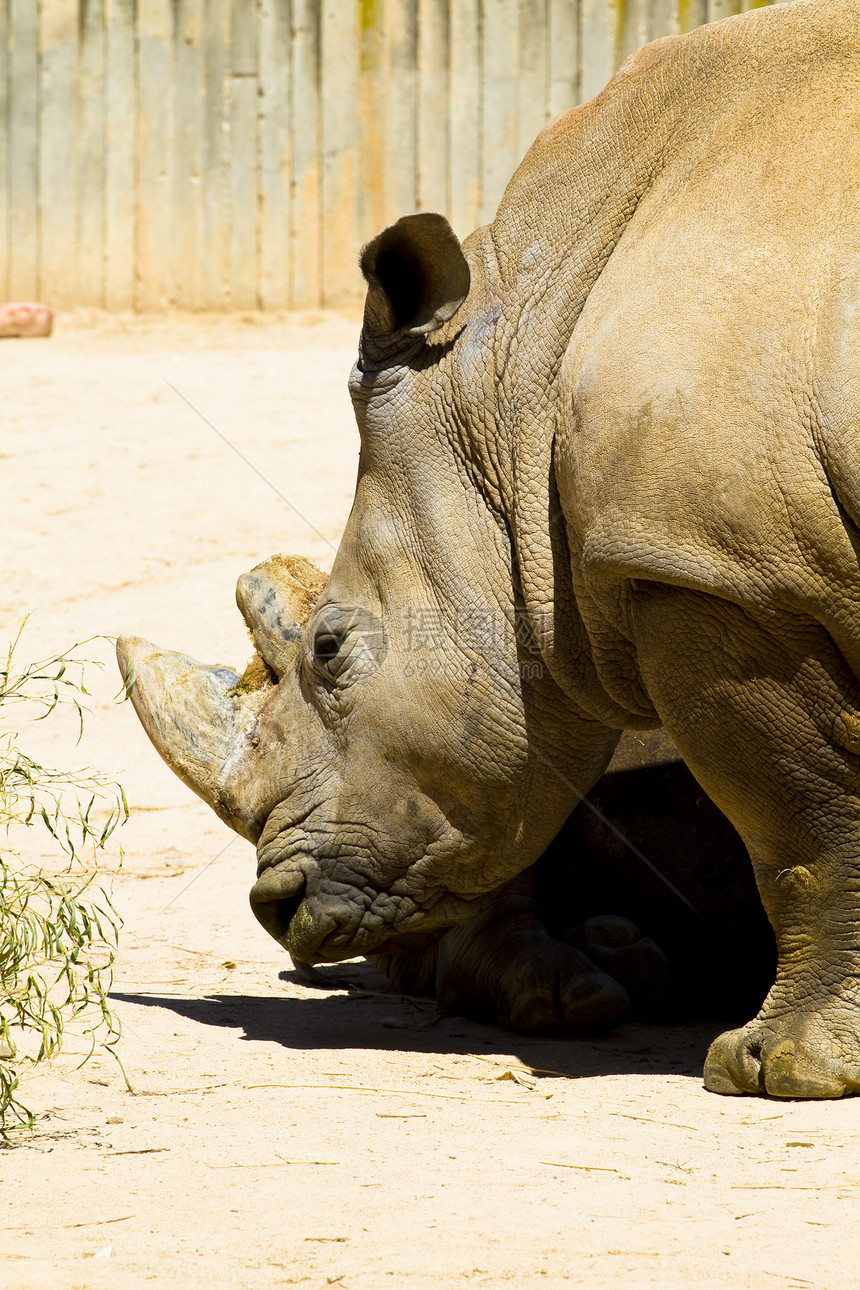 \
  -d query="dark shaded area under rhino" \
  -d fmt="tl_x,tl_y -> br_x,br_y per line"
536,729 -> 776,1022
